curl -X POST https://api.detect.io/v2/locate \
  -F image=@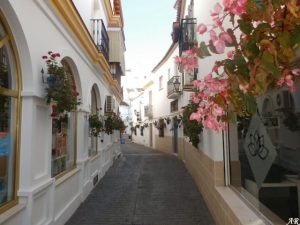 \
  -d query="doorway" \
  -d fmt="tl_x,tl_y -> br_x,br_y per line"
172,117 -> 178,153
149,123 -> 153,147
